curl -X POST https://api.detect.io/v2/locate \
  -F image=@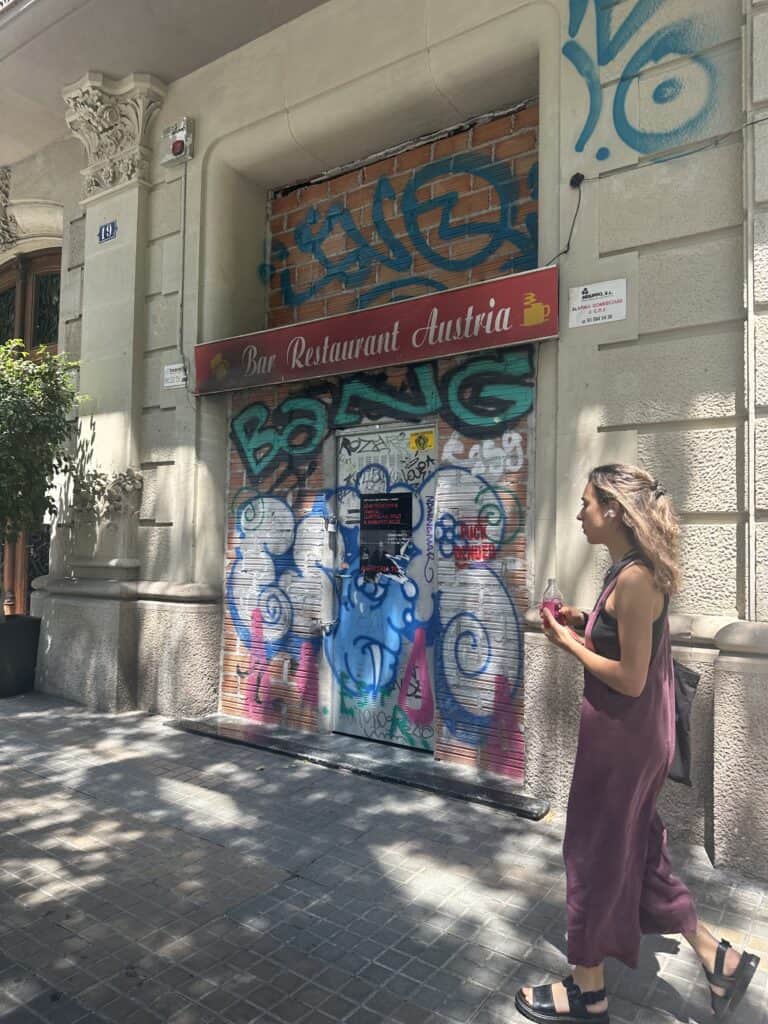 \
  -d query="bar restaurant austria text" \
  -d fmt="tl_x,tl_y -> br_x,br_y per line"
195,267 -> 558,396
